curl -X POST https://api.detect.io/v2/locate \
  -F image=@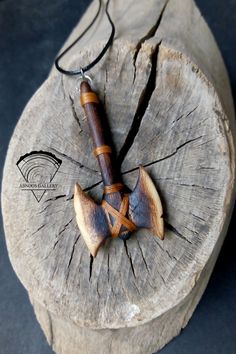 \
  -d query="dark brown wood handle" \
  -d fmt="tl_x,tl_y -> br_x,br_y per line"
80,81 -> 121,187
